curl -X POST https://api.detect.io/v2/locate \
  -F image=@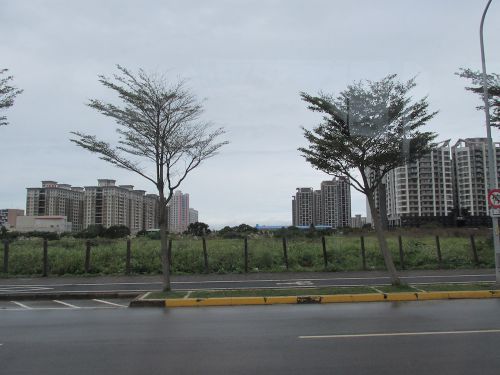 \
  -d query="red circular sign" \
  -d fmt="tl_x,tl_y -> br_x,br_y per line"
488,189 -> 500,208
